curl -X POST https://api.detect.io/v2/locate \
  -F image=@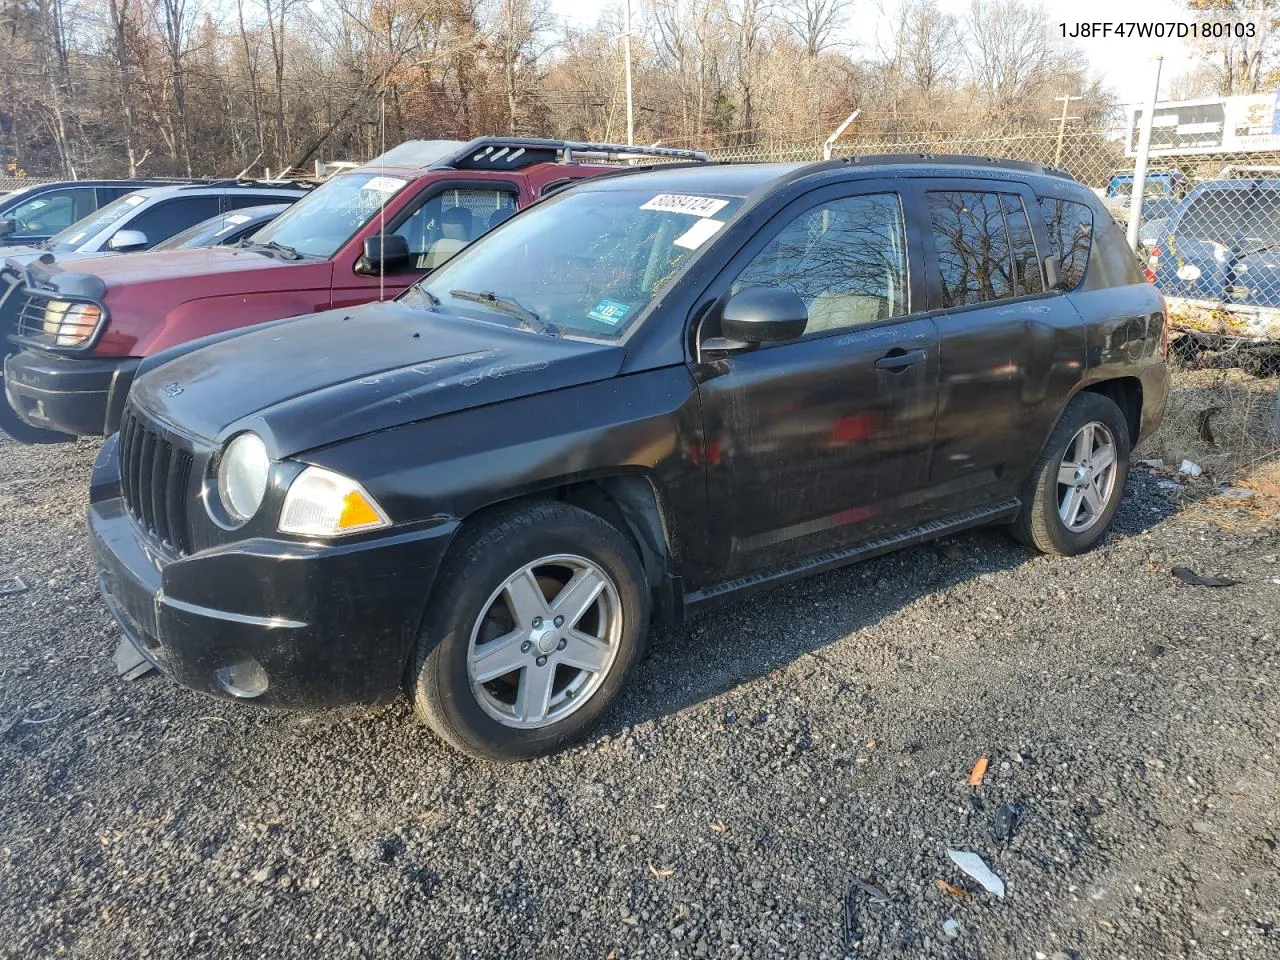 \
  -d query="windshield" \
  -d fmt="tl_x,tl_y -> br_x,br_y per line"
410,189 -> 743,338
250,172 -> 410,258
1178,190 -> 1280,249
46,193 -> 147,252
